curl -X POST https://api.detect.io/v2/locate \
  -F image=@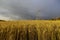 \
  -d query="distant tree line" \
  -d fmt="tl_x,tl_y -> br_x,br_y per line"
51,17 -> 60,20
0,20 -> 6,21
